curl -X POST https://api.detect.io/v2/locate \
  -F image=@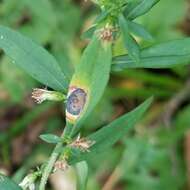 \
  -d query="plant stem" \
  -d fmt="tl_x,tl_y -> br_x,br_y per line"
102,165 -> 122,190
39,131 -> 66,190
